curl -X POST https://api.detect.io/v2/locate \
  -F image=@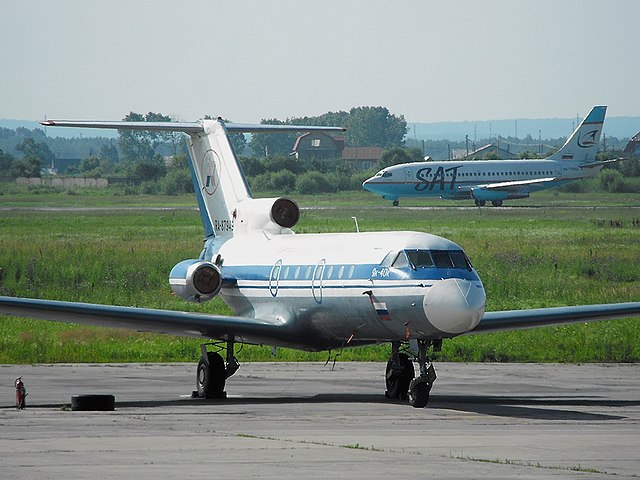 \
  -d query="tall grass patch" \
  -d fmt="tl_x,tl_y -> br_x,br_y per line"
1,195 -> 639,363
